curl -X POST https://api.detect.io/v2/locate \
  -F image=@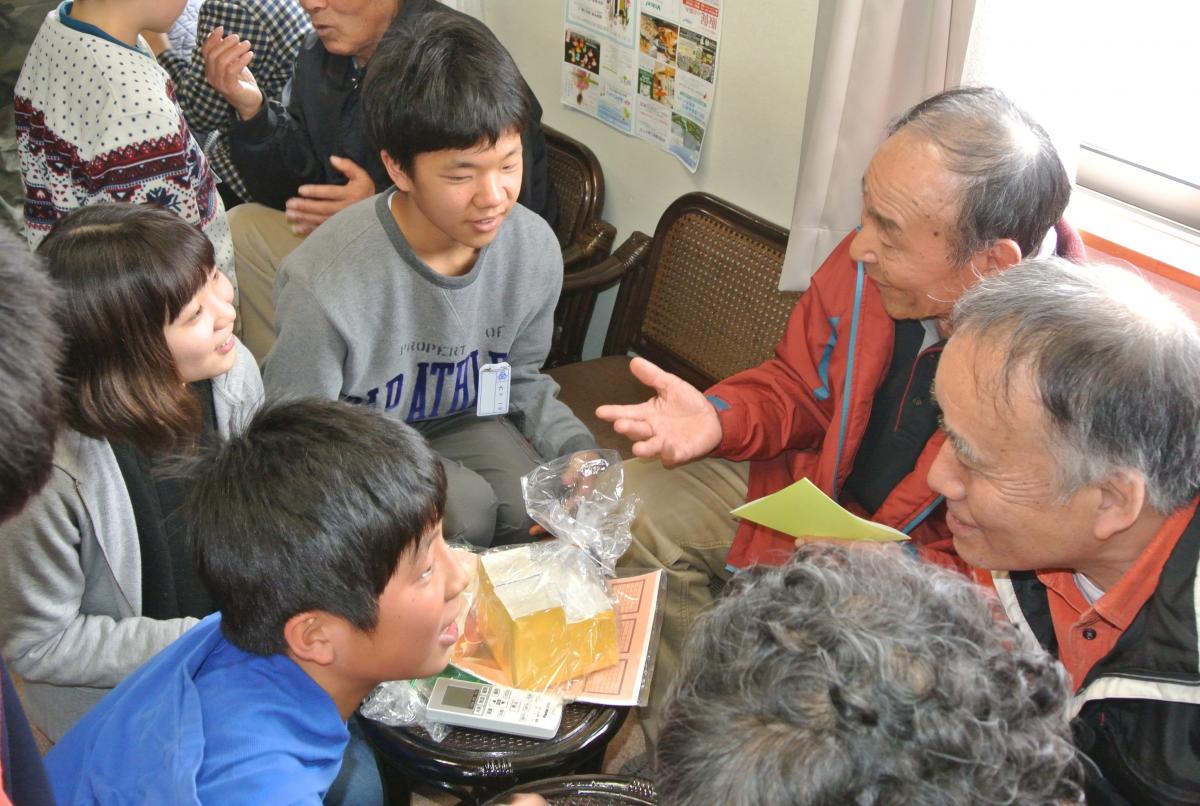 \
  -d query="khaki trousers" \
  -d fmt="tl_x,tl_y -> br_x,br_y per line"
417,414 -> 543,549
227,203 -> 305,362
616,456 -> 749,757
